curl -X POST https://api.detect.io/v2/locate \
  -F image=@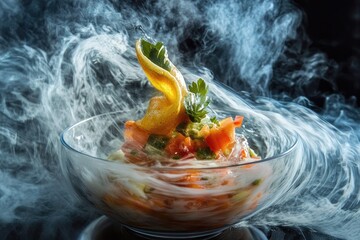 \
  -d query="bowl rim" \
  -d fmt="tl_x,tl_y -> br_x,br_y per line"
60,111 -> 299,170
